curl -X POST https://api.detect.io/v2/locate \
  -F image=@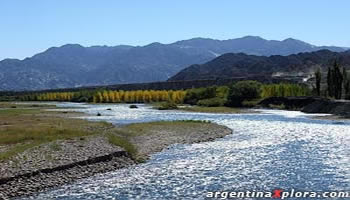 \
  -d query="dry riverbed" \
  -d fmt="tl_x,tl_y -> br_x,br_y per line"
0,102 -> 231,199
